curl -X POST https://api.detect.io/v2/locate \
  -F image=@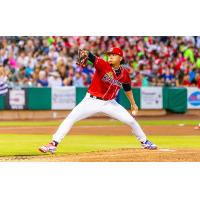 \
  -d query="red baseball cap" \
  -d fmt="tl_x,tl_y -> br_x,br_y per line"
106,47 -> 123,57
